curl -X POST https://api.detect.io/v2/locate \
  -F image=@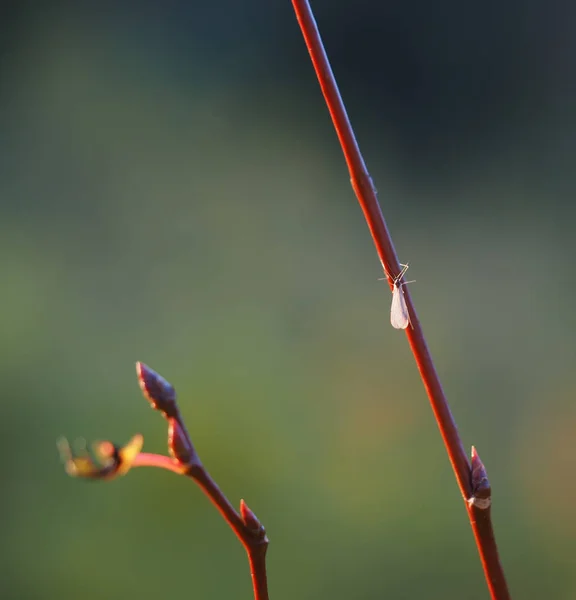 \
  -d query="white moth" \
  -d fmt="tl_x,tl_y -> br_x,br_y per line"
383,263 -> 415,330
